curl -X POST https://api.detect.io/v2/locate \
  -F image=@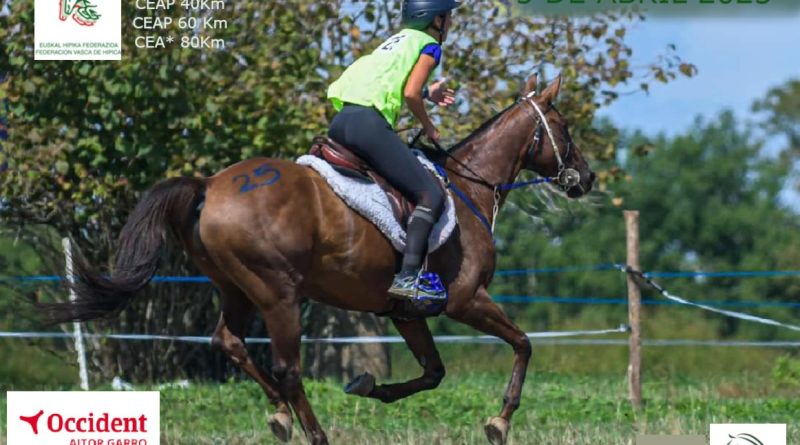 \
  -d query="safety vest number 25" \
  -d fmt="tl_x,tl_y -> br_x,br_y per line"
378,34 -> 407,52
